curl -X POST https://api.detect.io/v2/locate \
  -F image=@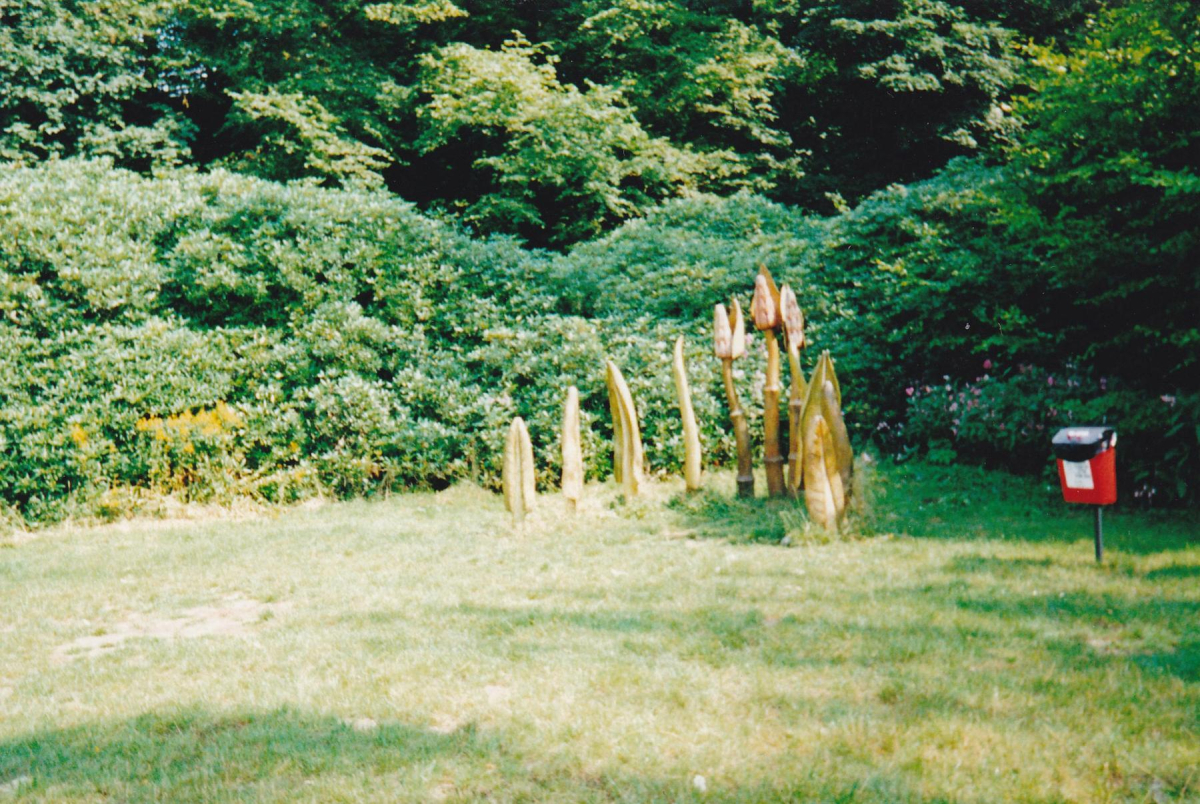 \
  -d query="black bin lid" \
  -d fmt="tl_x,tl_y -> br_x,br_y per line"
1052,426 -> 1116,462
